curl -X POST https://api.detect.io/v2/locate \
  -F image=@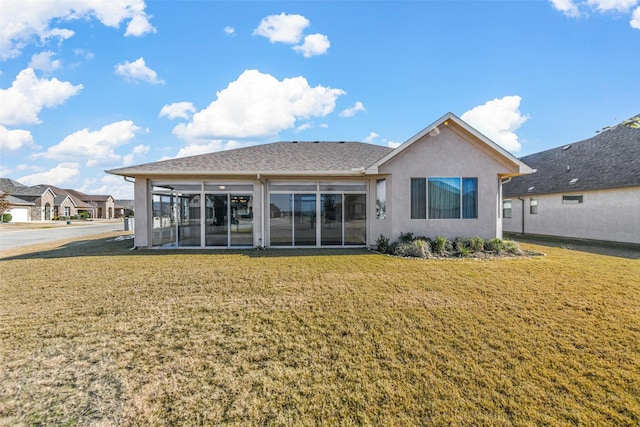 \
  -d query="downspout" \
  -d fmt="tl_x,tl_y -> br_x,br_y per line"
517,197 -> 525,235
